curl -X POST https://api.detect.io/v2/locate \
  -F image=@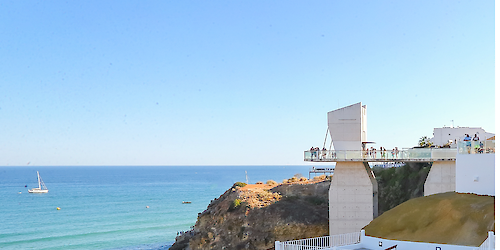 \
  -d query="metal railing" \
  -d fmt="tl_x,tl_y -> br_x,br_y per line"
275,232 -> 361,250
478,231 -> 495,250
304,148 -> 457,162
